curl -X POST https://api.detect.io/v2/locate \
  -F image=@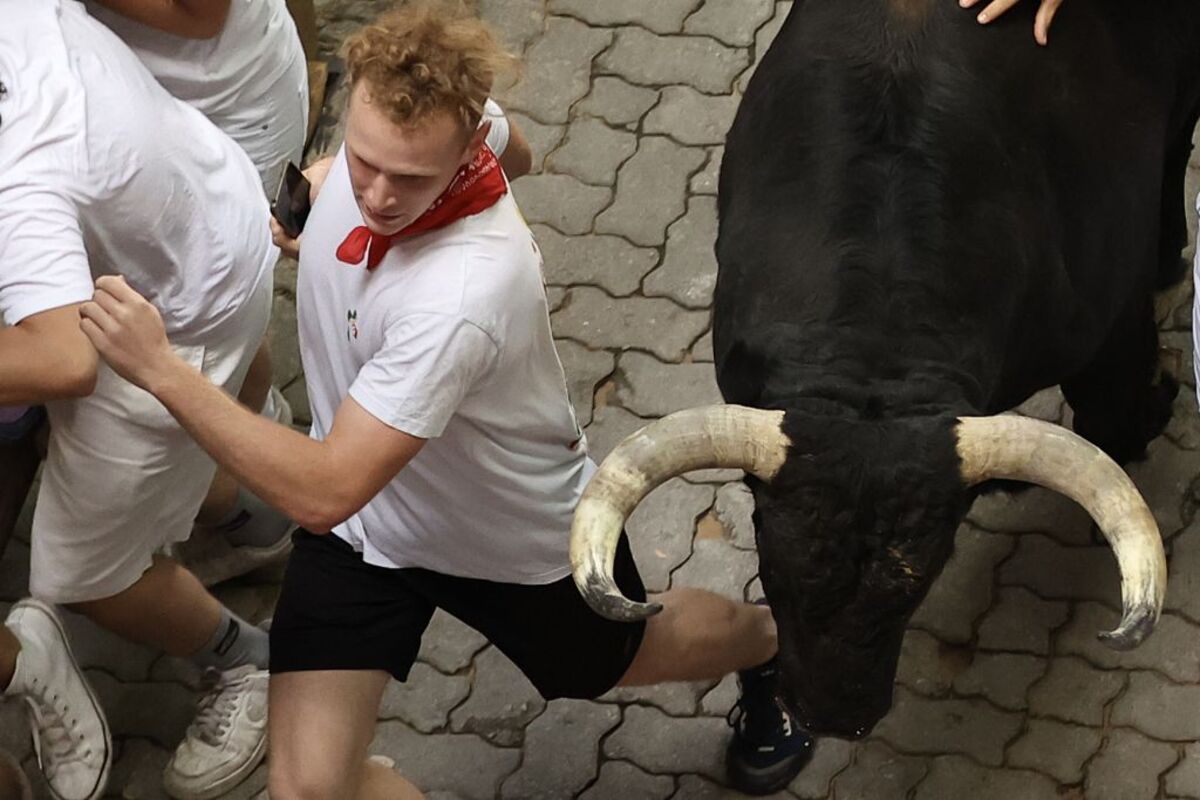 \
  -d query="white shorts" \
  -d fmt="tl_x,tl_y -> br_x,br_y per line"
29,274 -> 272,603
